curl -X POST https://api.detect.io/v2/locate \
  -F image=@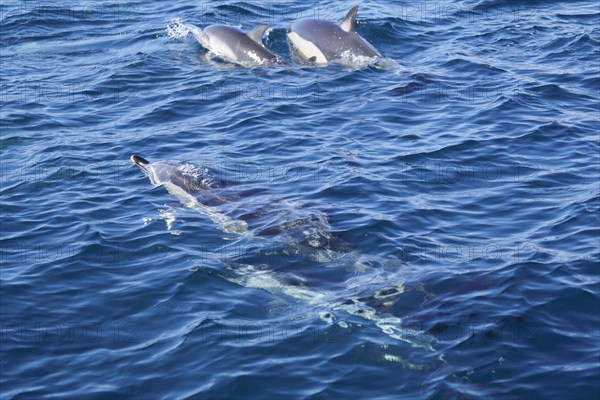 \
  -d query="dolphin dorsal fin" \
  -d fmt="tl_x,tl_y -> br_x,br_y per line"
247,24 -> 268,44
340,6 -> 359,32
